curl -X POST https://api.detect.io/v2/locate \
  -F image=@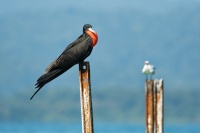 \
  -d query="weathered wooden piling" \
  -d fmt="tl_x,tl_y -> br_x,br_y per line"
79,62 -> 94,133
154,79 -> 164,133
145,80 -> 154,133
145,79 -> 164,133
